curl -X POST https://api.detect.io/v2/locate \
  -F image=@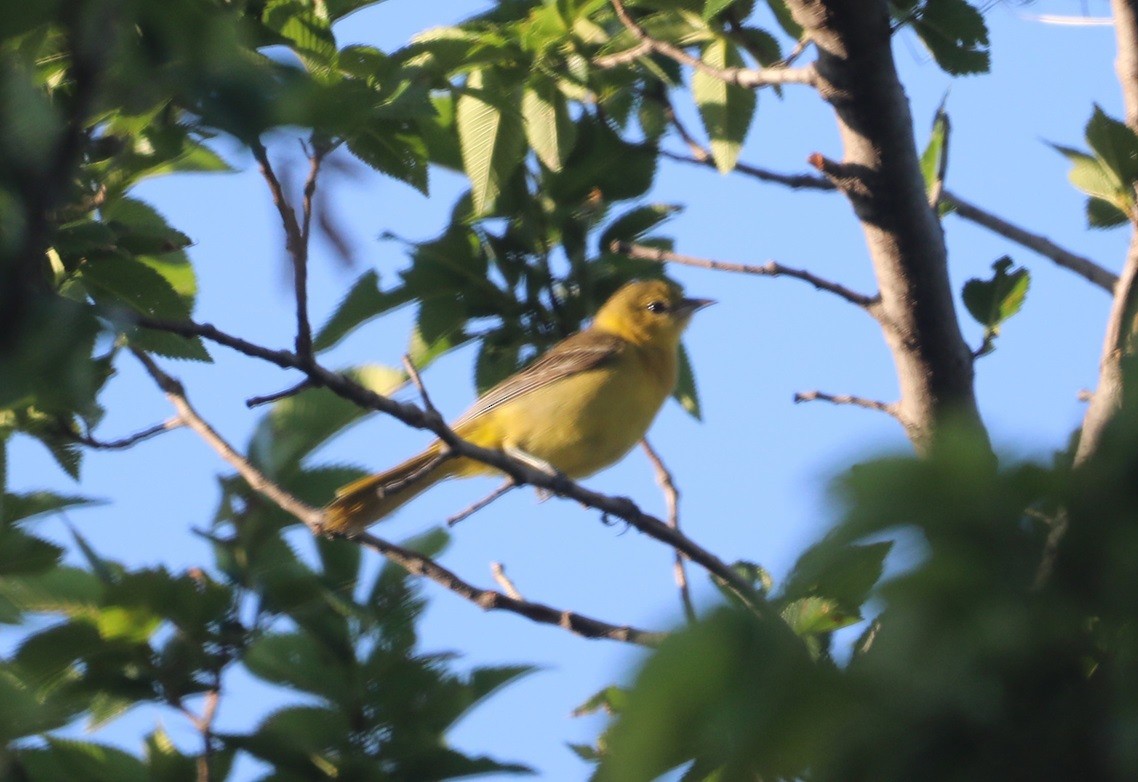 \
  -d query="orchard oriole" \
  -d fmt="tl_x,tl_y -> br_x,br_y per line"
323,279 -> 712,533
